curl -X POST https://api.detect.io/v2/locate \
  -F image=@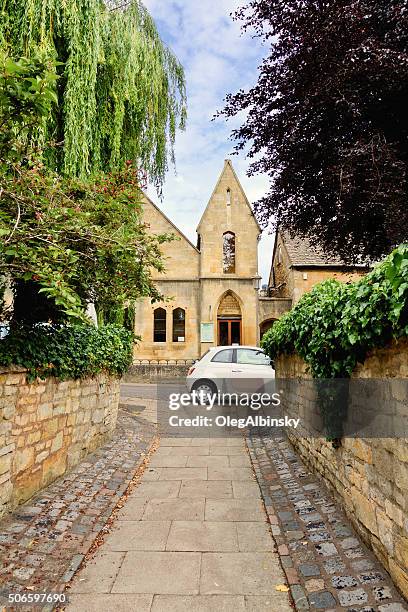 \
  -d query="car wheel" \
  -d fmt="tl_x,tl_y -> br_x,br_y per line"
192,379 -> 217,403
